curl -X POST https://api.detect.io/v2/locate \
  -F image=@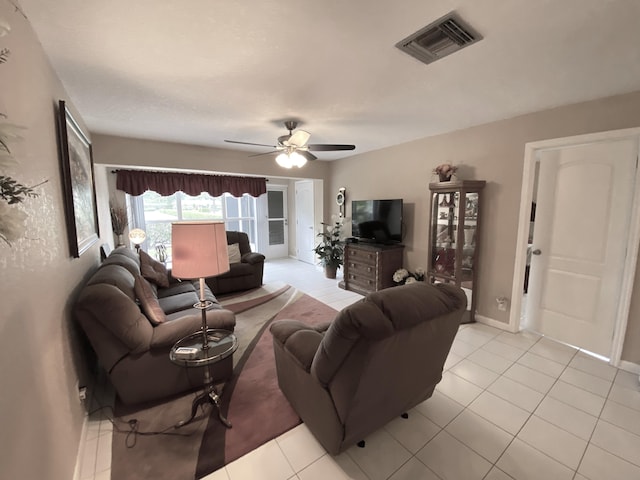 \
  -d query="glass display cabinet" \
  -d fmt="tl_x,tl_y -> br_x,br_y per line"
428,180 -> 486,323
